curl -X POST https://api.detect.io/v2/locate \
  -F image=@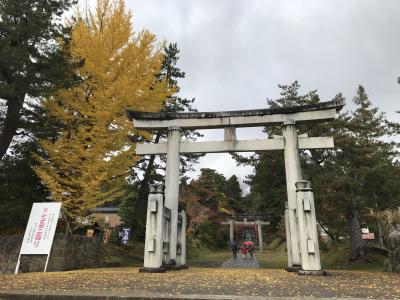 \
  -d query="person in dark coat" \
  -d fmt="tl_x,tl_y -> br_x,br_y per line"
230,240 -> 238,259
93,222 -> 101,237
